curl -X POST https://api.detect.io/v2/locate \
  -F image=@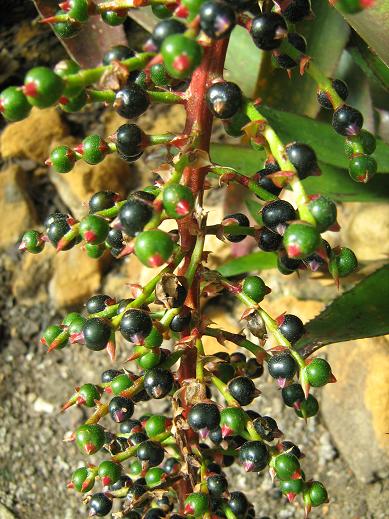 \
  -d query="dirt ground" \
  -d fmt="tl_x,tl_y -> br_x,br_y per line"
1,4 -> 389,519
